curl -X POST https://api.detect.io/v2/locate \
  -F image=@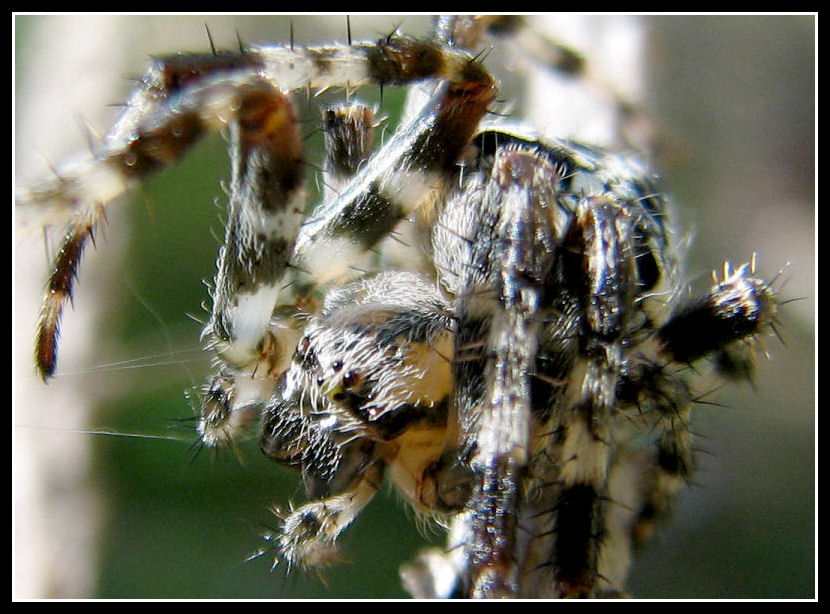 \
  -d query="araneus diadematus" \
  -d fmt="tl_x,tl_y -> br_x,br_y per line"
16,15 -> 812,600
